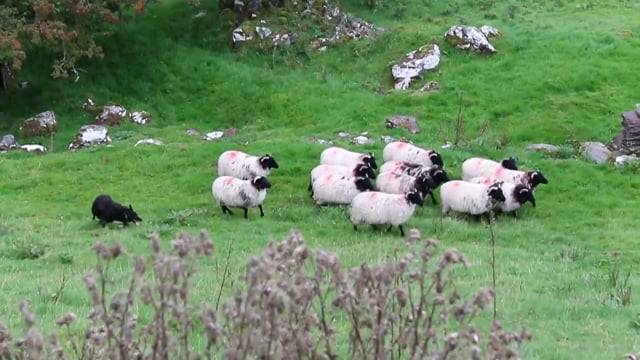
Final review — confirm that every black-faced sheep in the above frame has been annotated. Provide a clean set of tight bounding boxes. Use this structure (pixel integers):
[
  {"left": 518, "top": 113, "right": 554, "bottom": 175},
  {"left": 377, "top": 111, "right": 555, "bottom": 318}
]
[
  {"left": 212, "top": 175, "right": 272, "bottom": 219},
  {"left": 382, "top": 141, "right": 444, "bottom": 167},
  {"left": 310, "top": 174, "right": 374, "bottom": 206},
  {"left": 349, "top": 190, "right": 424, "bottom": 237},
  {"left": 439, "top": 180, "right": 506, "bottom": 222},
  {"left": 319, "top": 146, "right": 377, "bottom": 170},
  {"left": 461, "top": 156, "right": 519, "bottom": 181},
  {"left": 91, "top": 195, "right": 143, "bottom": 227},
  {"left": 375, "top": 171, "right": 434, "bottom": 202},
  {"left": 479, "top": 167, "right": 548, "bottom": 191},
  {"left": 468, "top": 176, "right": 536, "bottom": 217},
  {"left": 308, "top": 163, "right": 376, "bottom": 196},
  {"left": 217, "top": 150, "right": 279, "bottom": 180}
]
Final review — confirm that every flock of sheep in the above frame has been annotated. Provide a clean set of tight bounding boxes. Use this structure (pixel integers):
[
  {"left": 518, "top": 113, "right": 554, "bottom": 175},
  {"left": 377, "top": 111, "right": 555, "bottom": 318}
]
[{"left": 211, "top": 141, "right": 549, "bottom": 236}]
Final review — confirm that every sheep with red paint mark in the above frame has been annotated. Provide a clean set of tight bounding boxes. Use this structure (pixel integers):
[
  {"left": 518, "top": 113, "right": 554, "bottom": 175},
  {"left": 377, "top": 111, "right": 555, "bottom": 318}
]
[
  {"left": 308, "top": 163, "right": 376, "bottom": 196},
  {"left": 382, "top": 141, "right": 444, "bottom": 167},
  {"left": 467, "top": 176, "right": 536, "bottom": 216},
  {"left": 217, "top": 150, "right": 279, "bottom": 180},
  {"left": 461, "top": 156, "right": 519, "bottom": 181},
  {"left": 319, "top": 146, "right": 377, "bottom": 170},
  {"left": 375, "top": 171, "right": 433, "bottom": 201},
  {"left": 377, "top": 164, "right": 450, "bottom": 204},
  {"left": 478, "top": 166, "right": 548, "bottom": 191},
  {"left": 349, "top": 190, "right": 424, "bottom": 237},
  {"left": 310, "top": 173, "right": 374, "bottom": 206},
  {"left": 212, "top": 175, "right": 272, "bottom": 219},
  {"left": 439, "top": 180, "right": 506, "bottom": 221}
]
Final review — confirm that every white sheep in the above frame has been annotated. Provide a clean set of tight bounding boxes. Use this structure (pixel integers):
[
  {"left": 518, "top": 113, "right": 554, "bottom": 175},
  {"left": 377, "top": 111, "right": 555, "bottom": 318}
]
[
  {"left": 382, "top": 141, "right": 444, "bottom": 167},
  {"left": 308, "top": 163, "right": 376, "bottom": 196},
  {"left": 211, "top": 175, "right": 272, "bottom": 219},
  {"left": 319, "top": 146, "right": 378, "bottom": 170},
  {"left": 375, "top": 171, "right": 434, "bottom": 201},
  {"left": 379, "top": 160, "right": 430, "bottom": 177},
  {"left": 217, "top": 150, "right": 279, "bottom": 180},
  {"left": 468, "top": 176, "right": 536, "bottom": 216},
  {"left": 469, "top": 166, "right": 548, "bottom": 191},
  {"left": 349, "top": 190, "right": 424, "bottom": 237},
  {"left": 311, "top": 174, "right": 374, "bottom": 206},
  {"left": 461, "top": 156, "right": 518, "bottom": 181},
  {"left": 439, "top": 180, "right": 506, "bottom": 221}
]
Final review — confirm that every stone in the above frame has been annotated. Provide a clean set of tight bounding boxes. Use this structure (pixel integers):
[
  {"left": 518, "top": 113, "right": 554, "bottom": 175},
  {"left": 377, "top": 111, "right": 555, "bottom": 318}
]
[
  {"left": 391, "top": 44, "right": 440, "bottom": 90},
  {"left": 68, "top": 125, "right": 112, "bottom": 151},
  {"left": 527, "top": 143, "right": 561, "bottom": 153},
  {"left": 20, "top": 110, "right": 58, "bottom": 138},
  {"left": 204, "top": 131, "right": 225, "bottom": 141},
  {"left": 135, "top": 139, "right": 164, "bottom": 147},
  {"left": 0, "top": 134, "right": 18, "bottom": 152},
  {"left": 386, "top": 115, "right": 421, "bottom": 134},
  {"left": 444, "top": 25, "right": 501, "bottom": 54},
  {"left": 351, "top": 135, "right": 374, "bottom": 145},
  {"left": 186, "top": 128, "right": 201, "bottom": 136},
  {"left": 418, "top": 81, "right": 440, "bottom": 92},
  {"left": 336, "top": 132, "right": 351, "bottom": 139},
  {"left": 21, "top": 144, "right": 46, "bottom": 153},
  {"left": 130, "top": 111, "right": 152, "bottom": 125},
  {"left": 93, "top": 105, "right": 128, "bottom": 126},
  {"left": 581, "top": 141, "right": 612, "bottom": 164},
  {"left": 308, "top": 136, "right": 334, "bottom": 145},
  {"left": 615, "top": 155, "right": 639, "bottom": 167}
]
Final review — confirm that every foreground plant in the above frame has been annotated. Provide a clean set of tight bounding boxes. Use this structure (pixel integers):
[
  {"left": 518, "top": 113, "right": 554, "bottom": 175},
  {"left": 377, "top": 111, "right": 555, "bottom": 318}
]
[{"left": 0, "top": 229, "right": 531, "bottom": 359}]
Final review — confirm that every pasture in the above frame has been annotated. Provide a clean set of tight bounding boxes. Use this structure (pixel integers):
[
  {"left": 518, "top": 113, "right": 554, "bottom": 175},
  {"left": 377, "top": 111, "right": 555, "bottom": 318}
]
[{"left": 1, "top": 0, "right": 640, "bottom": 358}]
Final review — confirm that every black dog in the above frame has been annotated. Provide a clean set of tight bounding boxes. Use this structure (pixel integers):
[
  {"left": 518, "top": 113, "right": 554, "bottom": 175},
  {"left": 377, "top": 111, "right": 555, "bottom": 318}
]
[{"left": 91, "top": 195, "right": 143, "bottom": 227}]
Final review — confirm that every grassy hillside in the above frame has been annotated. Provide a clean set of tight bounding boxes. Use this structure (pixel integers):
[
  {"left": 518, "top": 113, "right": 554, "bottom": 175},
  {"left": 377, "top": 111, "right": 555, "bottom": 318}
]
[{"left": 1, "top": 0, "right": 640, "bottom": 358}]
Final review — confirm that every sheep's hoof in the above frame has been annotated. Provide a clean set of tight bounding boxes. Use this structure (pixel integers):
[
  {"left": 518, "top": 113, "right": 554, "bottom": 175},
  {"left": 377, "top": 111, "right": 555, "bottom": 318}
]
[{"left": 353, "top": 225, "right": 358, "bottom": 231}]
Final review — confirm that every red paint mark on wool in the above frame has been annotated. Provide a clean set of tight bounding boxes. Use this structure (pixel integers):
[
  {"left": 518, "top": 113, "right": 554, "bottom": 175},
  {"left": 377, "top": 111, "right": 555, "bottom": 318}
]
[
  {"left": 395, "top": 142, "right": 407, "bottom": 150},
  {"left": 224, "top": 177, "right": 235, "bottom": 185},
  {"left": 368, "top": 192, "right": 378, "bottom": 200},
  {"left": 228, "top": 151, "right": 238, "bottom": 160},
  {"left": 324, "top": 174, "right": 333, "bottom": 183},
  {"left": 475, "top": 158, "right": 484, "bottom": 169},
  {"left": 494, "top": 167, "right": 504, "bottom": 177},
  {"left": 451, "top": 181, "right": 462, "bottom": 188}
]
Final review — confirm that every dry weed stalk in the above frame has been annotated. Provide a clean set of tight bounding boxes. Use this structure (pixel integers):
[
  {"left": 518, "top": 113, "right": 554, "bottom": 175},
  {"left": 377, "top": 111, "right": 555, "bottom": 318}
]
[{"left": 0, "top": 229, "right": 531, "bottom": 359}]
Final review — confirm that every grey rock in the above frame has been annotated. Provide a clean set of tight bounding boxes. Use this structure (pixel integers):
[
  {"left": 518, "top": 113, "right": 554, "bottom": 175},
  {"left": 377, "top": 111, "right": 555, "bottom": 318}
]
[
  {"left": 21, "top": 144, "right": 46, "bottom": 153},
  {"left": 186, "top": 128, "right": 201, "bottom": 136},
  {"left": 527, "top": 143, "right": 560, "bottom": 153},
  {"left": 615, "top": 155, "right": 640, "bottom": 167},
  {"left": 20, "top": 110, "right": 58, "bottom": 138},
  {"left": 386, "top": 115, "right": 420, "bottom": 134},
  {"left": 0, "top": 134, "right": 18, "bottom": 151},
  {"left": 391, "top": 44, "right": 440, "bottom": 90},
  {"left": 130, "top": 111, "right": 152, "bottom": 125},
  {"left": 581, "top": 141, "right": 612, "bottom": 164},
  {"left": 444, "top": 25, "right": 501, "bottom": 54},
  {"left": 68, "top": 125, "right": 112, "bottom": 151},
  {"left": 135, "top": 138, "right": 164, "bottom": 147}
]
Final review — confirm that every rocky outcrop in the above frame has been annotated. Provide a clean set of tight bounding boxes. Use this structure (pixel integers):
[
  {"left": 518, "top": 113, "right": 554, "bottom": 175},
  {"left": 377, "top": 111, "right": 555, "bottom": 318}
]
[
  {"left": 444, "top": 25, "right": 501, "bottom": 54},
  {"left": 68, "top": 125, "right": 112, "bottom": 151},
  {"left": 391, "top": 44, "right": 440, "bottom": 90},
  {"left": 19, "top": 111, "right": 58, "bottom": 138}
]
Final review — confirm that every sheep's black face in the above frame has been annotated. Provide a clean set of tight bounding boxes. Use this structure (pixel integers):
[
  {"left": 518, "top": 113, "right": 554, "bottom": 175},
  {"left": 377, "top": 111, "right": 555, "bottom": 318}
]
[
  {"left": 252, "top": 176, "right": 272, "bottom": 190},
  {"left": 530, "top": 170, "right": 548, "bottom": 188},
  {"left": 405, "top": 191, "right": 424, "bottom": 207},
  {"left": 363, "top": 153, "right": 378, "bottom": 170},
  {"left": 354, "top": 163, "right": 376, "bottom": 179},
  {"left": 354, "top": 177, "right": 374, "bottom": 192},
  {"left": 125, "top": 205, "right": 143, "bottom": 225},
  {"left": 429, "top": 166, "right": 450, "bottom": 187},
  {"left": 487, "top": 184, "right": 506, "bottom": 202},
  {"left": 429, "top": 152, "right": 444, "bottom": 167},
  {"left": 260, "top": 154, "right": 279, "bottom": 170},
  {"left": 501, "top": 157, "right": 518, "bottom": 170},
  {"left": 514, "top": 185, "right": 536, "bottom": 207},
  {"left": 415, "top": 175, "right": 435, "bottom": 196}
]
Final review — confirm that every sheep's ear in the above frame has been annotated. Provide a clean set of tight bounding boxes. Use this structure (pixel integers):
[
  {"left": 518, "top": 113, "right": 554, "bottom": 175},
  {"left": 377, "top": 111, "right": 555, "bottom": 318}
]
[
  {"left": 129, "top": 204, "right": 133, "bottom": 210},
  {"left": 368, "top": 152, "right": 375, "bottom": 158}
]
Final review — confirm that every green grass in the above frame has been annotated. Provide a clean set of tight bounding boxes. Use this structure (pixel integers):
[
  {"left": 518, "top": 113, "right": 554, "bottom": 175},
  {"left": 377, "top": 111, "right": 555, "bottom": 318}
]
[{"left": 2, "top": 0, "right": 640, "bottom": 358}]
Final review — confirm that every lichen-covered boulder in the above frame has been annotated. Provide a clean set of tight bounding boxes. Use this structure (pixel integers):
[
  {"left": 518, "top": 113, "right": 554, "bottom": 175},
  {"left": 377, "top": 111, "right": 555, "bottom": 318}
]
[
  {"left": 444, "top": 25, "right": 501, "bottom": 54},
  {"left": 130, "top": 111, "right": 152, "bottom": 125},
  {"left": 0, "top": 134, "right": 18, "bottom": 152},
  {"left": 68, "top": 125, "right": 112, "bottom": 151},
  {"left": 93, "top": 105, "right": 128, "bottom": 126},
  {"left": 391, "top": 44, "right": 440, "bottom": 90},
  {"left": 386, "top": 115, "right": 421, "bottom": 134},
  {"left": 20, "top": 111, "right": 58, "bottom": 138}
]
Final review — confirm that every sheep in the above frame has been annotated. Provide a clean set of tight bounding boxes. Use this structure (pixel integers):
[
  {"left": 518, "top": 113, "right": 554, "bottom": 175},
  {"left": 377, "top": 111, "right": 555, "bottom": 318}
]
[
  {"left": 375, "top": 171, "right": 434, "bottom": 202},
  {"left": 310, "top": 174, "right": 374, "bottom": 206},
  {"left": 478, "top": 167, "right": 548, "bottom": 191},
  {"left": 468, "top": 176, "right": 536, "bottom": 217},
  {"left": 319, "top": 146, "right": 378, "bottom": 170},
  {"left": 461, "top": 156, "right": 519, "bottom": 181},
  {"left": 212, "top": 175, "right": 272, "bottom": 219},
  {"left": 91, "top": 195, "right": 143, "bottom": 227},
  {"left": 382, "top": 141, "right": 444, "bottom": 167},
  {"left": 379, "top": 160, "right": 429, "bottom": 177},
  {"left": 377, "top": 165, "right": 450, "bottom": 204},
  {"left": 349, "top": 190, "right": 424, "bottom": 237},
  {"left": 308, "top": 163, "right": 376, "bottom": 196},
  {"left": 439, "top": 180, "right": 506, "bottom": 222},
  {"left": 217, "top": 150, "right": 279, "bottom": 180}
]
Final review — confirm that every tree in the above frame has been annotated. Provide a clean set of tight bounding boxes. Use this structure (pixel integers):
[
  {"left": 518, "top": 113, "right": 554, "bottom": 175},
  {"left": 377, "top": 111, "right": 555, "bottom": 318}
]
[{"left": 0, "top": 0, "right": 198, "bottom": 86}]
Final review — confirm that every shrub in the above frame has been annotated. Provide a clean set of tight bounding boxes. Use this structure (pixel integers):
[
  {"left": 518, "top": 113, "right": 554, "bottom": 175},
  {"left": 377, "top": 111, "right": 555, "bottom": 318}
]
[{"left": 0, "top": 229, "right": 531, "bottom": 359}]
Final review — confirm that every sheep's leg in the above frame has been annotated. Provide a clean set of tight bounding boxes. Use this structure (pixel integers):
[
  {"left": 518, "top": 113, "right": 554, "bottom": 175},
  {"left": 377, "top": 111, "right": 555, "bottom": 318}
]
[
  {"left": 99, "top": 219, "right": 107, "bottom": 227},
  {"left": 242, "top": 208, "right": 249, "bottom": 219},
  {"left": 221, "top": 205, "right": 233, "bottom": 215},
  {"left": 398, "top": 225, "right": 405, "bottom": 237},
  {"left": 371, "top": 224, "right": 379, "bottom": 230},
  {"left": 258, "top": 205, "right": 265, "bottom": 217},
  {"left": 353, "top": 225, "right": 358, "bottom": 232},
  {"left": 510, "top": 211, "right": 518, "bottom": 219},
  {"left": 386, "top": 225, "right": 393, "bottom": 232}
]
